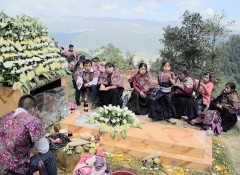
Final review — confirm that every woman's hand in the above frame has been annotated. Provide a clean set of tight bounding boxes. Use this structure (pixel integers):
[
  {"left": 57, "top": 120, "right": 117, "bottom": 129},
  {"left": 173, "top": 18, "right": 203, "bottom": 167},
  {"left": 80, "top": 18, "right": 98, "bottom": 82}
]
[
  {"left": 216, "top": 103, "right": 223, "bottom": 109},
  {"left": 140, "top": 91, "right": 146, "bottom": 98},
  {"left": 100, "top": 84, "right": 105, "bottom": 90}
]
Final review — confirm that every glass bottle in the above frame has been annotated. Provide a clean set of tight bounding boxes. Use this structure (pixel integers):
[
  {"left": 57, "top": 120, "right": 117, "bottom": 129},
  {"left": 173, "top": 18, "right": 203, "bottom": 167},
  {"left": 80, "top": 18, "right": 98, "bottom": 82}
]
[
  {"left": 84, "top": 102, "right": 89, "bottom": 112},
  {"left": 68, "top": 129, "right": 73, "bottom": 139}
]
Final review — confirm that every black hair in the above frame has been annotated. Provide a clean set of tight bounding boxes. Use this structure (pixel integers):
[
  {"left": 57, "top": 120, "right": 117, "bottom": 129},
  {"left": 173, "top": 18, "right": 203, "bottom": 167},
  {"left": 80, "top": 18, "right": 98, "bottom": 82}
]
[
  {"left": 18, "top": 94, "right": 37, "bottom": 110},
  {"left": 225, "top": 82, "right": 236, "bottom": 90},
  {"left": 92, "top": 57, "right": 100, "bottom": 62},
  {"left": 203, "top": 72, "right": 212, "bottom": 81},
  {"left": 178, "top": 67, "right": 189, "bottom": 76},
  {"left": 161, "top": 60, "right": 172, "bottom": 69},
  {"left": 74, "top": 60, "right": 84, "bottom": 72},
  {"left": 69, "top": 44, "right": 74, "bottom": 48},
  {"left": 83, "top": 59, "right": 92, "bottom": 66},
  {"left": 105, "top": 62, "right": 115, "bottom": 68},
  {"left": 78, "top": 55, "right": 86, "bottom": 62},
  {"left": 138, "top": 62, "right": 147, "bottom": 69}
]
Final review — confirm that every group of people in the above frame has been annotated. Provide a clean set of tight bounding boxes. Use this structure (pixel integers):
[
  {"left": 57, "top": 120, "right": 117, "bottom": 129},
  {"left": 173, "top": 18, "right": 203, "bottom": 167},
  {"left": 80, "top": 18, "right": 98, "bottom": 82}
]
[
  {"left": 66, "top": 48, "right": 239, "bottom": 133},
  {"left": 127, "top": 60, "right": 239, "bottom": 132}
]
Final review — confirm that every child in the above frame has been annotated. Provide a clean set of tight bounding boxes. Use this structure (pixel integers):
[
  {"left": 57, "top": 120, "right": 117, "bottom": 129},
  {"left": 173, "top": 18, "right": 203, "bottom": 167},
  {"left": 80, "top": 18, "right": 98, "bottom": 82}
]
[
  {"left": 198, "top": 72, "right": 214, "bottom": 110},
  {"left": 127, "top": 63, "right": 155, "bottom": 115},
  {"left": 73, "top": 61, "right": 84, "bottom": 106},
  {"left": 148, "top": 60, "right": 176, "bottom": 123},
  {"left": 209, "top": 82, "right": 239, "bottom": 132}
]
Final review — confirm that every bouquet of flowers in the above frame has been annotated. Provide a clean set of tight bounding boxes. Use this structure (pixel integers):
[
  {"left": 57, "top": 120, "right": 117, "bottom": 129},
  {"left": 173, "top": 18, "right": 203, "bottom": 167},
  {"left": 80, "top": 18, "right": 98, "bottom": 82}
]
[
  {"left": 0, "top": 13, "right": 67, "bottom": 93},
  {"left": 88, "top": 105, "right": 141, "bottom": 139}
]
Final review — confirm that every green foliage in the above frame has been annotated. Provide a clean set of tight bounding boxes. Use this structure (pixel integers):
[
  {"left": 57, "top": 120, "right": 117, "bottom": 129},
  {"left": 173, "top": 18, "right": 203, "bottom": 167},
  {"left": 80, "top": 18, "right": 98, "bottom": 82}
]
[
  {"left": 89, "top": 43, "right": 135, "bottom": 71},
  {"left": 158, "top": 10, "right": 235, "bottom": 95}
]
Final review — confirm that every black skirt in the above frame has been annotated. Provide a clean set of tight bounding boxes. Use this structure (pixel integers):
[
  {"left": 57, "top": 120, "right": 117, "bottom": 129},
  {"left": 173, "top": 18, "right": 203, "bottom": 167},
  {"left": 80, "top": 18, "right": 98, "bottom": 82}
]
[
  {"left": 209, "top": 102, "right": 238, "bottom": 132},
  {"left": 127, "top": 90, "right": 152, "bottom": 115},
  {"left": 98, "top": 87, "right": 124, "bottom": 107},
  {"left": 172, "top": 94, "right": 198, "bottom": 120},
  {"left": 148, "top": 91, "right": 176, "bottom": 120}
]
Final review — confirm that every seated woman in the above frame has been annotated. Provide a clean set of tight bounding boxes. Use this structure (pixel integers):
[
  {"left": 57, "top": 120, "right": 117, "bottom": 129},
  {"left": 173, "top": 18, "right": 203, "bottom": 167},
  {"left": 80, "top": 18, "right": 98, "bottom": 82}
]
[
  {"left": 98, "top": 62, "right": 124, "bottom": 107},
  {"left": 127, "top": 63, "right": 155, "bottom": 115},
  {"left": 170, "top": 67, "right": 198, "bottom": 120},
  {"left": 209, "top": 82, "right": 239, "bottom": 132},
  {"left": 148, "top": 60, "right": 176, "bottom": 122}
]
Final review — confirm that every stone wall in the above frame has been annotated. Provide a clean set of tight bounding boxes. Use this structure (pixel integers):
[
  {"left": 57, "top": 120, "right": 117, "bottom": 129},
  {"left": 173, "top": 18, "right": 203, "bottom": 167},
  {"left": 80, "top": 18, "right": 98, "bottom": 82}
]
[{"left": 34, "top": 86, "right": 68, "bottom": 128}]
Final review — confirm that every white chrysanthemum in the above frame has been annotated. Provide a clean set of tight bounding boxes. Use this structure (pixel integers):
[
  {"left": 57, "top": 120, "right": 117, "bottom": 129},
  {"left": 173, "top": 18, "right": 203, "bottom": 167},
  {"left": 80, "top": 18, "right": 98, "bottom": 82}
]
[
  {"left": 12, "top": 81, "right": 22, "bottom": 91},
  {"left": 20, "top": 74, "right": 27, "bottom": 83},
  {"left": 111, "top": 119, "right": 116, "bottom": 123},
  {"left": 27, "top": 71, "right": 35, "bottom": 81}
]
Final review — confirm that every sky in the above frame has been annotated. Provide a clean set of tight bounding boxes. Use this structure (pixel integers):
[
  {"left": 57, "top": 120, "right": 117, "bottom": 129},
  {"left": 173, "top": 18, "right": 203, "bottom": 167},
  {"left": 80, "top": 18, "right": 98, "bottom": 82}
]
[{"left": 1, "top": 0, "right": 240, "bottom": 25}]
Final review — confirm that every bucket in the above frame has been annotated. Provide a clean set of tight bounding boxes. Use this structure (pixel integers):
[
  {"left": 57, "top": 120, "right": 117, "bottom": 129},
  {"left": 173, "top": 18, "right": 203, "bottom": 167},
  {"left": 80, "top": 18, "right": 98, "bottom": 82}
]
[{"left": 109, "top": 171, "right": 135, "bottom": 175}]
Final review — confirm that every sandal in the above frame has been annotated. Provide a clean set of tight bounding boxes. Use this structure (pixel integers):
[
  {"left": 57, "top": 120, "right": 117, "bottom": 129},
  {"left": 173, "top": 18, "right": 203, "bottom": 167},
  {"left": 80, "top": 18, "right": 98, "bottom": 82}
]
[{"left": 164, "top": 119, "right": 176, "bottom": 125}]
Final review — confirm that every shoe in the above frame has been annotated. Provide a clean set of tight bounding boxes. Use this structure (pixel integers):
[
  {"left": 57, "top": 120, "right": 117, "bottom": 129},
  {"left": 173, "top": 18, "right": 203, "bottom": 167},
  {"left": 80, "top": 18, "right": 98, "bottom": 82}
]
[
  {"left": 91, "top": 103, "right": 98, "bottom": 110},
  {"left": 164, "top": 119, "right": 176, "bottom": 125},
  {"left": 76, "top": 101, "right": 81, "bottom": 106}
]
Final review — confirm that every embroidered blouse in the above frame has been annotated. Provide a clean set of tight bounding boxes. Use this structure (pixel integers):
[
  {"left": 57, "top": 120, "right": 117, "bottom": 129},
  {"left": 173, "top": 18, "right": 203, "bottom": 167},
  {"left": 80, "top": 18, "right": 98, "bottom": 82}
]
[
  {"left": 0, "top": 110, "right": 45, "bottom": 174},
  {"left": 98, "top": 69, "right": 123, "bottom": 88},
  {"left": 174, "top": 75, "right": 195, "bottom": 96},
  {"left": 158, "top": 71, "right": 175, "bottom": 93},
  {"left": 132, "top": 72, "right": 155, "bottom": 94}
]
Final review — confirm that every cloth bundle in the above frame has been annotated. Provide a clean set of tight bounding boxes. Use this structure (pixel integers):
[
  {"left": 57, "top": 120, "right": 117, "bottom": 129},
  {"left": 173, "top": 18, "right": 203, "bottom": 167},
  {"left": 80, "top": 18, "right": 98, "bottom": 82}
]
[{"left": 73, "top": 147, "right": 108, "bottom": 175}]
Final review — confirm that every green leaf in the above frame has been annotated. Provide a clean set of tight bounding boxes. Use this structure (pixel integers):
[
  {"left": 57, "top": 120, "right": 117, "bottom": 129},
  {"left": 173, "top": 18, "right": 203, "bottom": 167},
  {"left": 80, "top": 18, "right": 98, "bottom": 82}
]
[
  {"left": 21, "top": 85, "right": 28, "bottom": 94},
  {"left": 34, "top": 76, "right": 40, "bottom": 85},
  {"left": 41, "top": 72, "right": 51, "bottom": 80},
  {"left": 120, "top": 130, "right": 126, "bottom": 139},
  {"left": 55, "top": 70, "right": 62, "bottom": 76},
  {"left": 110, "top": 131, "right": 116, "bottom": 140},
  {"left": 60, "top": 69, "right": 66, "bottom": 75},
  {"left": 22, "top": 82, "right": 30, "bottom": 92}
]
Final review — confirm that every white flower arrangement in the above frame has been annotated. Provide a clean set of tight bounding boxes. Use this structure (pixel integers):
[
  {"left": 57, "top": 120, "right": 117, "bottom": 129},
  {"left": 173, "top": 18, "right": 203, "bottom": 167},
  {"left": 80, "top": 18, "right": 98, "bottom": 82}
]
[
  {"left": 88, "top": 105, "right": 141, "bottom": 139},
  {"left": 0, "top": 14, "right": 67, "bottom": 92}
]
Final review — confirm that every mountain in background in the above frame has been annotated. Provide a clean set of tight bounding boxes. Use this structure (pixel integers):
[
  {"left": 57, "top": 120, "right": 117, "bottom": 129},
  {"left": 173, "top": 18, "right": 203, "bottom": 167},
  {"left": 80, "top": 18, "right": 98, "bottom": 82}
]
[{"left": 46, "top": 16, "right": 181, "bottom": 61}]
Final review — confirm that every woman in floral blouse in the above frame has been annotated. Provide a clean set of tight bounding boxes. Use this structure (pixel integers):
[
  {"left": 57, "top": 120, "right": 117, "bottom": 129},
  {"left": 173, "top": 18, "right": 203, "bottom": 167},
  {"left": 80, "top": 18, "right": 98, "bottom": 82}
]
[
  {"left": 170, "top": 67, "right": 198, "bottom": 120},
  {"left": 209, "top": 82, "right": 239, "bottom": 132},
  {"left": 98, "top": 62, "right": 124, "bottom": 107},
  {"left": 127, "top": 63, "right": 155, "bottom": 115}
]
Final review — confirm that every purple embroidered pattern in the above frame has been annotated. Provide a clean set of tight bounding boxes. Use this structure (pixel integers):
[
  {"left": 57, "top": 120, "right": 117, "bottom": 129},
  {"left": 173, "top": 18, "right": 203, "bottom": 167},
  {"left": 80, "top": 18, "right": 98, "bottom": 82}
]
[
  {"left": 0, "top": 112, "right": 45, "bottom": 174},
  {"left": 98, "top": 69, "right": 123, "bottom": 87},
  {"left": 136, "top": 73, "right": 155, "bottom": 93}
]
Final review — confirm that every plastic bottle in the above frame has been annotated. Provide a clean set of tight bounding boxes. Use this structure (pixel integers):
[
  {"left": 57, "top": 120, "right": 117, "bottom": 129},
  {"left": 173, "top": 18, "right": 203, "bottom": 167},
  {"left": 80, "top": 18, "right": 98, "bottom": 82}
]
[
  {"left": 206, "top": 127, "right": 214, "bottom": 136},
  {"left": 63, "top": 104, "right": 68, "bottom": 116},
  {"left": 84, "top": 102, "right": 89, "bottom": 112}
]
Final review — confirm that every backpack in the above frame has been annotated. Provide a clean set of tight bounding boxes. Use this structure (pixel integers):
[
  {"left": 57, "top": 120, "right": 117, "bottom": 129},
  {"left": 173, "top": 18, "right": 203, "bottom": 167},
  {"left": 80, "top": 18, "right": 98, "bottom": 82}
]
[{"left": 202, "top": 110, "right": 222, "bottom": 136}]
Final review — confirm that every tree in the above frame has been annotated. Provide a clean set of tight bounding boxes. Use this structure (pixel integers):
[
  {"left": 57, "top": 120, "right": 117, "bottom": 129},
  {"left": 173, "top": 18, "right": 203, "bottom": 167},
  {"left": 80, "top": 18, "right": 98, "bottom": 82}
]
[
  {"left": 89, "top": 43, "right": 134, "bottom": 71},
  {"left": 220, "top": 34, "right": 240, "bottom": 80},
  {"left": 124, "top": 50, "right": 134, "bottom": 67},
  {"left": 160, "top": 11, "right": 208, "bottom": 74},
  {"left": 160, "top": 10, "right": 233, "bottom": 81}
]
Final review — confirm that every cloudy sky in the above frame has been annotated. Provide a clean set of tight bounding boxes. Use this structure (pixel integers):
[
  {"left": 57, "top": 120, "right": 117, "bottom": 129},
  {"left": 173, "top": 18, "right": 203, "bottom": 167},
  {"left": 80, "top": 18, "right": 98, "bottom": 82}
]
[{"left": 1, "top": 0, "right": 240, "bottom": 22}]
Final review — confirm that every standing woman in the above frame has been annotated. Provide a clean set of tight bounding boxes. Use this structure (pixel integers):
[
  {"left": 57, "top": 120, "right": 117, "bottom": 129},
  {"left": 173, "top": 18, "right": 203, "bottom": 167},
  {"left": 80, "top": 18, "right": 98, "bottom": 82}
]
[
  {"left": 170, "top": 67, "right": 198, "bottom": 120},
  {"left": 209, "top": 82, "right": 239, "bottom": 132},
  {"left": 127, "top": 63, "right": 155, "bottom": 115},
  {"left": 98, "top": 62, "right": 124, "bottom": 106}
]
